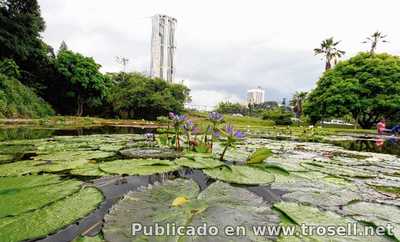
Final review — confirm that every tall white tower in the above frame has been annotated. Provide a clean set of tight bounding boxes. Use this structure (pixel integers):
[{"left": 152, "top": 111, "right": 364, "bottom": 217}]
[{"left": 150, "top": 14, "right": 177, "bottom": 82}]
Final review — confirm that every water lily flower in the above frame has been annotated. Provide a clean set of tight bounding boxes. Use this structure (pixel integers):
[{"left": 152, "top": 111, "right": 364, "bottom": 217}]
[{"left": 208, "top": 112, "right": 224, "bottom": 122}]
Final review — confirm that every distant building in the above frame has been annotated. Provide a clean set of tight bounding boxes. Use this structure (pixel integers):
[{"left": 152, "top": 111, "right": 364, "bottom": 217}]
[
  {"left": 150, "top": 14, "right": 177, "bottom": 82},
  {"left": 247, "top": 87, "right": 265, "bottom": 105}
]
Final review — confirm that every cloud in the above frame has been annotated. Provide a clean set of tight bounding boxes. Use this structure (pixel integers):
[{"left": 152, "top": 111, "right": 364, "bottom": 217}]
[{"left": 38, "top": 0, "right": 400, "bottom": 107}]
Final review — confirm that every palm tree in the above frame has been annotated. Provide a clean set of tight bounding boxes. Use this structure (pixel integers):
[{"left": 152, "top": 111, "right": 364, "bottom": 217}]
[
  {"left": 314, "top": 37, "right": 346, "bottom": 71},
  {"left": 362, "top": 31, "right": 388, "bottom": 55},
  {"left": 290, "top": 91, "right": 308, "bottom": 118}
]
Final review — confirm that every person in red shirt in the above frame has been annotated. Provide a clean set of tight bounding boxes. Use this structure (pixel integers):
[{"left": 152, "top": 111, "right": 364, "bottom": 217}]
[{"left": 377, "top": 119, "right": 386, "bottom": 135}]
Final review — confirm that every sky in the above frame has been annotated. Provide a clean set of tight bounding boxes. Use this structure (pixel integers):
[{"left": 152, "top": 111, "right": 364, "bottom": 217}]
[{"left": 38, "top": 0, "right": 400, "bottom": 108}]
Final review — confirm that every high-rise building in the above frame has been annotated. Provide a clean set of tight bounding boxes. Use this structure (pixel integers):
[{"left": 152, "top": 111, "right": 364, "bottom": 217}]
[
  {"left": 150, "top": 14, "right": 177, "bottom": 82},
  {"left": 247, "top": 87, "right": 265, "bottom": 105}
]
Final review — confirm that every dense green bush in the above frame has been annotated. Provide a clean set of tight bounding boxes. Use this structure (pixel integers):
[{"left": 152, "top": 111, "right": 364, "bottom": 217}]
[
  {"left": 108, "top": 73, "right": 190, "bottom": 120},
  {"left": 0, "top": 74, "right": 54, "bottom": 118},
  {"left": 262, "top": 107, "right": 293, "bottom": 125}
]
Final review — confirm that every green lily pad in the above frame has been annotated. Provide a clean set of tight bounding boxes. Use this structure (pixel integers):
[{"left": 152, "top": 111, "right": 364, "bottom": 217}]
[
  {"left": 0, "top": 179, "right": 82, "bottom": 218},
  {"left": 70, "top": 164, "right": 110, "bottom": 177},
  {"left": 0, "top": 175, "right": 62, "bottom": 192},
  {"left": 343, "top": 201, "right": 400, "bottom": 240},
  {"left": 246, "top": 148, "right": 273, "bottom": 164},
  {"left": 103, "top": 179, "right": 279, "bottom": 242},
  {"left": 175, "top": 157, "right": 224, "bottom": 169},
  {"left": 119, "top": 147, "right": 180, "bottom": 159},
  {"left": 274, "top": 202, "right": 392, "bottom": 242},
  {"left": 301, "top": 161, "right": 376, "bottom": 178},
  {"left": 0, "top": 187, "right": 103, "bottom": 242},
  {"left": 204, "top": 165, "right": 275, "bottom": 185},
  {"left": 100, "top": 159, "right": 181, "bottom": 176},
  {"left": 73, "top": 235, "right": 105, "bottom": 242}
]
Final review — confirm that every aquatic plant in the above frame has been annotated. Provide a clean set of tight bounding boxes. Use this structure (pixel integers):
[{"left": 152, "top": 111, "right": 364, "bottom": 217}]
[
  {"left": 207, "top": 111, "right": 224, "bottom": 148},
  {"left": 219, "top": 123, "right": 245, "bottom": 161},
  {"left": 169, "top": 112, "right": 187, "bottom": 151}
]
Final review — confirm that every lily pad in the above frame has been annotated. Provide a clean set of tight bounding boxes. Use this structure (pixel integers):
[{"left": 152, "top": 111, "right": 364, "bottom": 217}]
[
  {"left": 343, "top": 201, "right": 400, "bottom": 240},
  {"left": 274, "top": 202, "right": 392, "bottom": 241},
  {"left": 175, "top": 157, "right": 224, "bottom": 169},
  {"left": 204, "top": 165, "right": 275, "bottom": 185},
  {"left": 300, "top": 161, "right": 376, "bottom": 178},
  {"left": 100, "top": 159, "right": 181, "bottom": 176},
  {"left": 103, "top": 179, "right": 279, "bottom": 242},
  {"left": 0, "top": 179, "right": 82, "bottom": 218},
  {"left": 119, "top": 147, "right": 180, "bottom": 159},
  {"left": 0, "top": 175, "right": 62, "bottom": 192},
  {"left": 70, "top": 164, "right": 110, "bottom": 177},
  {"left": 0, "top": 187, "right": 103, "bottom": 242},
  {"left": 246, "top": 148, "right": 273, "bottom": 164}
]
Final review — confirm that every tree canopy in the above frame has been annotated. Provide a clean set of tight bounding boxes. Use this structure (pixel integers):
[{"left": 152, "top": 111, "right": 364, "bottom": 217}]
[
  {"left": 54, "top": 50, "right": 110, "bottom": 116},
  {"left": 108, "top": 73, "right": 190, "bottom": 120},
  {"left": 304, "top": 52, "right": 400, "bottom": 128}
]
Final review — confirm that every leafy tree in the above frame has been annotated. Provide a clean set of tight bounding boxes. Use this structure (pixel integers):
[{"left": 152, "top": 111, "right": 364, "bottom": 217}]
[
  {"left": 304, "top": 52, "right": 400, "bottom": 128},
  {"left": 314, "top": 37, "right": 346, "bottom": 71},
  {"left": 290, "top": 91, "right": 308, "bottom": 118},
  {"left": 108, "top": 73, "right": 190, "bottom": 120},
  {"left": 54, "top": 50, "right": 110, "bottom": 116},
  {"left": 262, "top": 107, "right": 293, "bottom": 125},
  {"left": 0, "top": 0, "right": 54, "bottom": 91},
  {"left": 362, "top": 31, "right": 388, "bottom": 55},
  {"left": 0, "top": 59, "right": 20, "bottom": 79},
  {"left": 216, "top": 102, "right": 247, "bottom": 115}
]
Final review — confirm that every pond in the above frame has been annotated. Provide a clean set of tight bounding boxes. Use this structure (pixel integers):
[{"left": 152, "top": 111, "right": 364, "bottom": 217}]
[{"left": 1, "top": 126, "right": 400, "bottom": 242}]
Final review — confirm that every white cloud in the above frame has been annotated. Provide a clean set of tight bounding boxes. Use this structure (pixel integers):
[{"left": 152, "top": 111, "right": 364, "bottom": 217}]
[{"left": 39, "top": 0, "right": 400, "bottom": 106}]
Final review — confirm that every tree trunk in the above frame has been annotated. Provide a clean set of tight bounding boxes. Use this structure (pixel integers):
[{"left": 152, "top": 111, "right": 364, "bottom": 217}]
[{"left": 76, "top": 95, "right": 84, "bottom": 116}]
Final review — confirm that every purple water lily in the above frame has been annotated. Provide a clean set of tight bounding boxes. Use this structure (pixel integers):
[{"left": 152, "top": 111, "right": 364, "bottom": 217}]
[{"left": 208, "top": 112, "right": 224, "bottom": 122}]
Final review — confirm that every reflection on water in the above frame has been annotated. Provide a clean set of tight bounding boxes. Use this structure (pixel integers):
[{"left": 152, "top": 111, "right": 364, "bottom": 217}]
[
  {"left": 333, "top": 138, "right": 400, "bottom": 156},
  {"left": 0, "top": 126, "right": 157, "bottom": 142}
]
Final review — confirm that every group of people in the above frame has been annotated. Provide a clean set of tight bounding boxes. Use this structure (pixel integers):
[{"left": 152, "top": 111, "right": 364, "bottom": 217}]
[{"left": 377, "top": 119, "right": 400, "bottom": 135}]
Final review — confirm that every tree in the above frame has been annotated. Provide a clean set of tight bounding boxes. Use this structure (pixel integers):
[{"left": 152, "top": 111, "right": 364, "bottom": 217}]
[
  {"left": 262, "top": 107, "right": 293, "bottom": 125},
  {"left": 55, "top": 50, "right": 110, "bottom": 116},
  {"left": 0, "top": 0, "right": 53, "bottom": 91},
  {"left": 58, "top": 41, "right": 68, "bottom": 53},
  {"left": 108, "top": 73, "right": 190, "bottom": 120},
  {"left": 216, "top": 102, "right": 247, "bottom": 115},
  {"left": 314, "top": 37, "right": 346, "bottom": 71},
  {"left": 304, "top": 52, "right": 400, "bottom": 129},
  {"left": 362, "top": 31, "right": 388, "bottom": 55},
  {"left": 290, "top": 91, "right": 308, "bottom": 118}
]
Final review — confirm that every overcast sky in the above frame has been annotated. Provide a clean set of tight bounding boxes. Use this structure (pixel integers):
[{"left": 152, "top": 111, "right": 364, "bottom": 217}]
[{"left": 39, "top": 0, "right": 400, "bottom": 107}]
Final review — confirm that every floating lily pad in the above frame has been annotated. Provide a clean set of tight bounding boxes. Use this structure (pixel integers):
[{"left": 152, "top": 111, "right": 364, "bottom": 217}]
[
  {"left": 0, "top": 175, "right": 62, "bottom": 192},
  {"left": 0, "top": 187, "right": 103, "bottom": 242},
  {"left": 246, "top": 148, "right": 273, "bottom": 164},
  {"left": 343, "top": 201, "right": 400, "bottom": 240},
  {"left": 175, "top": 157, "right": 224, "bottom": 169},
  {"left": 103, "top": 179, "right": 279, "bottom": 242},
  {"left": 70, "top": 164, "right": 110, "bottom": 177},
  {"left": 119, "top": 147, "right": 180, "bottom": 159},
  {"left": 100, "top": 159, "right": 181, "bottom": 176},
  {"left": 204, "top": 165, "right": 275, "bottom": 185},
  {"left": 274, "top": 202, "right": 391, "bottom": 241},
  {"left": 0, "top": 179, "right": 82, "bottom": 218},
  {"left": 301, "top": 161, "right": 376, "bottom": 178},
  {"left": 73, "top": 235, "right": 105, "bottom": 242}
]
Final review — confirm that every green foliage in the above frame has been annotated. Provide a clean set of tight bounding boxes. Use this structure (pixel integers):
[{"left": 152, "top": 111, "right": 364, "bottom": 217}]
[
  {"left": 55, "top": 50, "right": 110, "bottom": 116},
  {"left": 0, "top": 74, "right": 54, "bottom": 118},
  {"left": 0, "top": 59, "right": 20, "bottom": 79},
  {"left": 262, "top": 107, "right": 294, "bottom": 125},
  {"left": 246, "top": 147, "right": 273, "bottom": 164},
  {"left": 216, "top": 101, "right": 247, "bottom": 114},
  {"left": 108, "top": 73, "right": 190, "bottom": 120},
  {"left": 304, "top": 52, "right": 400, "bottom": 128}
]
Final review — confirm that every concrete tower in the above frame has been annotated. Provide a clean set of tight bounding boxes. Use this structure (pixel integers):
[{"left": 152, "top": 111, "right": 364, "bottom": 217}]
[{"left": 150, "top": 14, "right": 177, "bottom": 82}]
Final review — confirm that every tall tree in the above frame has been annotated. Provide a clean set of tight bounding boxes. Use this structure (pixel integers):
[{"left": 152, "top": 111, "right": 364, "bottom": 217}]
[
  {"left": 0, "top": 0, "right": 54, "bottom": 91},
  {"left": 55, "top": 50, "right": 110, "bottom": 116},
  {"left": 314, "top": 37, "right": 346, "bottom": 71},
  {"left": 362, "top": 31, "right": 388, "bottom": 55},
  {"left": 290, "top": 91, "right": 308, "bottom": 118},
  {"left": 58, "top": 41, "right": 68, "bottom": 53}
]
